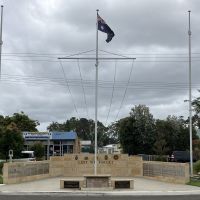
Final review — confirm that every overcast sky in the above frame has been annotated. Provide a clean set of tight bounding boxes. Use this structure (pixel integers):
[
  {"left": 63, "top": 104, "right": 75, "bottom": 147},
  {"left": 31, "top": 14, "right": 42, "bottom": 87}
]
[{"left": 0, "top": 0, "right": 200, "bottom": 131}]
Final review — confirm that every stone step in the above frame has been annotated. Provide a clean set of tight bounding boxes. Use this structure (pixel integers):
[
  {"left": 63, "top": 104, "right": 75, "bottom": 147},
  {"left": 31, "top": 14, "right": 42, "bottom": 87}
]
[{"left": 81, "top": 187, "right": 113, "bottom": 191}]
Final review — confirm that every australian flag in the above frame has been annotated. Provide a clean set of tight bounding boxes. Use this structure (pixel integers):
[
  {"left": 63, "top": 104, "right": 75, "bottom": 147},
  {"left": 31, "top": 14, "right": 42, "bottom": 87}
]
[{"left": 97, "top": 14, "right": 115, "bottom": 43}]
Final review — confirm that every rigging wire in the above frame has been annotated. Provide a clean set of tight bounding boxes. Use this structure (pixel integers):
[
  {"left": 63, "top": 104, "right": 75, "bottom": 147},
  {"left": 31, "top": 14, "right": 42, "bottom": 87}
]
[
  {"left": 99, "top": 49, "right": 131, "bottom": 58},
  {"left": 114, "top": 59, "right": 135, "bottom": 122},
  {"left": 105, "top": 60, "right": 117, "bottom": 126},
  {"left": 60, "top": 49, "right": 95, "bottom": 58},
  {"left": 1, "top": 49, "right": 200, "bottom": 124},
  {"left": 77, "top": 59, "right": 89, "bottom": 119},
  {"left": 59, "top": 61, "right": 79, "bottom": 118}
]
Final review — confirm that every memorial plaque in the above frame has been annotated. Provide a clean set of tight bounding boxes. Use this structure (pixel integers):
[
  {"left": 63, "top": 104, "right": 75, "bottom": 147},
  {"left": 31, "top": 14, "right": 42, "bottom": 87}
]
[
  {"left": 86, "top": 177, "right": 109, "bottom": 188},
  {"left": 115, "top": 181, "right": 130, "bottom": 189},
  {"left": 64, "top": 181, "right": 80, "bottom": 188}
]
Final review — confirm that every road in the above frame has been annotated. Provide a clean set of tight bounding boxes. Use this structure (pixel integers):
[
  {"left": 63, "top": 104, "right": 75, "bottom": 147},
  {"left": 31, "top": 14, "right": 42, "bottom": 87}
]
[{"left": 0, "top": 195, "right": 200, "bottom": 200}]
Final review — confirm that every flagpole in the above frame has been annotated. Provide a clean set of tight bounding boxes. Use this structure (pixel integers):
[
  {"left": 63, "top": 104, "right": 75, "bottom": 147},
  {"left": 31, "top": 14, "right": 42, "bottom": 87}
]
[
  {"left": 94, "top": 9, "right": 99, "bottom": 176},
  {"left": 188, "top": 10, "right": 193, "bottom": 177},
  {"left": 0, "top": 5, "right": 3, "bottom": 79}
]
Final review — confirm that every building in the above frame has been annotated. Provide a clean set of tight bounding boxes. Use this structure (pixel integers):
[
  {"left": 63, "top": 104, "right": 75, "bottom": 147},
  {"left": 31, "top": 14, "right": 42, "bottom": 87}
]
[
  {"left": 22, "top": 131, "right": 80, "bottom": 157},
  {"left": 98, "top": 144, "right": 121, "bottom": 154},
  {"left": 80, "top": 140, "right": 92, "bottom": 153}
]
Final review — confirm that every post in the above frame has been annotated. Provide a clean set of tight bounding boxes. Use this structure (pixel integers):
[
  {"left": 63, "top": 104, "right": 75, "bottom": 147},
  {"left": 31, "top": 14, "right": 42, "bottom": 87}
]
[
  {"left": 94, "top": 9, "right": 99, "bottom": 175},
  {"left": 60, "top": 141, "right": 62, "bottom": 156},
  {"left": 188, "top": 10, "right": 193, "bottom": 177},
  {"left": 47, "top": 135, "right": 50, "bottom": 160},
  {"left": 0, "top": 5, "right": 3, "bottom": 78}
]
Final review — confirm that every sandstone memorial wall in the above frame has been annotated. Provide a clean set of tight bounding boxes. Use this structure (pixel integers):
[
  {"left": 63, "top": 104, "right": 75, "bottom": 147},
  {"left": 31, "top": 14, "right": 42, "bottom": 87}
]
[{"left": 3, "top": 154, "right": 189, "bottom": 184}]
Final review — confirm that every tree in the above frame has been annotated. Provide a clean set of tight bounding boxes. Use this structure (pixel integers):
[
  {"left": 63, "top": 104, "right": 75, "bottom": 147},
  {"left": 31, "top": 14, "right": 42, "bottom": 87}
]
[
  {"left": 106, "top": 122, "right": 120, "bottom": 144},
  {"left": 153, "top": 120, "right": 169, "bottom": 156},
  {"left": 0, "top": 112, "right": 39, "bottom": 160},
  {"left": 119, "top": 105, "right": 156, "bottom": 155},
  {"left": 46, "top": 121, "right": 62, "bottom": 131},
  {"left": 0, "top": 122, "right": 24, "bottom": 160},
  {"left": 31, "top": 142, "right": 45, "bottom": 160},
  {"left": 192, "top": 94, "right": 200, "bottom": 128},
  {"left": 119, "top": 117, "right": 138, "bottom": 155},
  {"left": 153, "top": 116, "right": 198, "bottom": 155},
  {"left": 2, "top": 112, "right": 39, "bottom": 132}
]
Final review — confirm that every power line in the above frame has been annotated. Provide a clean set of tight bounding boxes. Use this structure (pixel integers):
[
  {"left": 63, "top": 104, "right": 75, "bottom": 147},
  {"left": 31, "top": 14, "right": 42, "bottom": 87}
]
[
  {"left": 1, "top": 73, "right": 200, "bottom": 89},
  {"left": 2, "top": 79, "right": 200, "bottom": 91},
  {"left": 2, "top": 58, "right": 200, "bottom": 63},
  {"left": 3, "top": 51, "right": 200, "bottom": 55}
]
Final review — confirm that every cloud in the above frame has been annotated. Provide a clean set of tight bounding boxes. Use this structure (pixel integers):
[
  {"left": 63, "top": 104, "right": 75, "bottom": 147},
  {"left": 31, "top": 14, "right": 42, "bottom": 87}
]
[{"left": 0, "top": 0, "right": 200, "bottom": 130}]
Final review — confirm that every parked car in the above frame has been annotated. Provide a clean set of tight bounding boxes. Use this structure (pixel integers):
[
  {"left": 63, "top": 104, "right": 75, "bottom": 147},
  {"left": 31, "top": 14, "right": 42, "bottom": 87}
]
[{"left": 169, "top": 151, "right": 196, "bottom": 162}]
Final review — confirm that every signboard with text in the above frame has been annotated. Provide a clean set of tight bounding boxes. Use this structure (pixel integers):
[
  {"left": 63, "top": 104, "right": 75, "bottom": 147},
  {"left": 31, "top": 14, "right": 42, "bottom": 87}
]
[{"left": 23, "top": 132, "right": 51, "bottom": 140}]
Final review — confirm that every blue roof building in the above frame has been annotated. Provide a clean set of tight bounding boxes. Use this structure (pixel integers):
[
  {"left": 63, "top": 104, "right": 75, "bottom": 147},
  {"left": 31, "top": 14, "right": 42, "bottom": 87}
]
[
  {"left": 23, "top": 131, "right": 80, "bottom": 158},
  {"left": 50, "top": 131, "right": 77, "bottom": 140}
]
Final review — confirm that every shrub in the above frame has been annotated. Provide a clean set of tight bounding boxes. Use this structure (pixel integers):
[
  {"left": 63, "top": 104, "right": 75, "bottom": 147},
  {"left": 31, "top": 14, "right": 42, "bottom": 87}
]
[
  {"left": 31, "top": 142, "right": 44, "bottom": 160},
  {"left": 194, "top": 160, "right": 200, "bottom": 174},
  {"left": 0, "top": 175, "right": 3, "bottom": 184},
  {"left": 155, "top": 155, "right": 168, "bottom": 162},
  {"left": 0, "top": 162, "right": 4, "bottom": 174}
]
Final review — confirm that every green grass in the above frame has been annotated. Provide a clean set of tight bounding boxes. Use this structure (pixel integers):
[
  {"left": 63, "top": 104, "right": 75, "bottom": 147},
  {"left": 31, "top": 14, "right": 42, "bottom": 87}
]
[
  {"left": 187, "top": 180, "right": 200, "bottom": 187},
  {"left": 0, "top": 175, "right": 3, "bottom": 184}
]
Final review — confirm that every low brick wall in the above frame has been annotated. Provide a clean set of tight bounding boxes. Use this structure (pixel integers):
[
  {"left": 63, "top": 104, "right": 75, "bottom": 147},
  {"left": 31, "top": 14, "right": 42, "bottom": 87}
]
[{"left": 143, "top": 161, "right": 190, "bottom": 184}]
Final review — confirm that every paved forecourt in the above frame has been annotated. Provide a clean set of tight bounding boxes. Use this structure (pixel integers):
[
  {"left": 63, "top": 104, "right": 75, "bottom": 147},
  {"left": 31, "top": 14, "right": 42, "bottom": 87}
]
[{"left": 0, "top": 177, "right": 200, "bottom": 195}]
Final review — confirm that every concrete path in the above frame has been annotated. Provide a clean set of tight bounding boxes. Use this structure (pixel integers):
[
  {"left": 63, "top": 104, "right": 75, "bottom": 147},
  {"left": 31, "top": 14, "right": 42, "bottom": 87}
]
[{"left": 0, "top": 177, "right": 200, "bottom": 195}]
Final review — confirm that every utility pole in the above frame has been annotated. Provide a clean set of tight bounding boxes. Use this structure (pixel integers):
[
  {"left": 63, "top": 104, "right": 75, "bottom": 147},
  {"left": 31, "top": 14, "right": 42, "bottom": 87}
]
[
  {"left": 0, "top": 5, "right": 4, "bottom": 78},
  {"left": 188, "top": 10, "right": 193, "bottom": 177}
]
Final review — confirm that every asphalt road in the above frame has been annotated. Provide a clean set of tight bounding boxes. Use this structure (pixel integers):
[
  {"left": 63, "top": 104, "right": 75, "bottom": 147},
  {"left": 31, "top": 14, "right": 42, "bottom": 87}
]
[{"left": 0, "top": 195, "right": 200, "bottom": 200}]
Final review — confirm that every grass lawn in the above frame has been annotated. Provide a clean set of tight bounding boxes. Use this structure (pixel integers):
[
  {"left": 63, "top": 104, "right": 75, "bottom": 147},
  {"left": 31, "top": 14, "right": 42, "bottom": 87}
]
[
  {"left": 187, "top": 180, "right": 200, "bottom": 187},
  {"left": 0, "top": 175, "right": 3, "bottom": 184}
]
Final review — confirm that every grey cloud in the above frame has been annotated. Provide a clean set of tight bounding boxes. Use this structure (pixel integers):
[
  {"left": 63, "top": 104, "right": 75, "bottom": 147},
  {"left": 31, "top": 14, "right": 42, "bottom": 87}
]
[{"left": 0, "top": 0, "right": 200, "bottom": 130}]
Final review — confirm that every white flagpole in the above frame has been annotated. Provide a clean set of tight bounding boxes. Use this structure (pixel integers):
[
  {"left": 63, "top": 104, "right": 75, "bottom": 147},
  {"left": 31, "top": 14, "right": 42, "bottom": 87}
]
[
  {"left": 188, "top": 10, "right": 193, "bottom": 177},
  {"left": 0, "top": 5, "right": 3, "bottom": 78},
  {"left": 94, "top": 9, "right": 99, "bottom": 175}
]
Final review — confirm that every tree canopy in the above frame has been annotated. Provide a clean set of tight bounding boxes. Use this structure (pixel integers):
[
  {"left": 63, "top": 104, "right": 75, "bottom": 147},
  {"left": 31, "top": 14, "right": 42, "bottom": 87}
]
[
  {"left": 192, "top": 94, "right": 200, "bottom": 128},
  {"left": 118, "top": 105, "right": 198, "bottom": 156},
  {"left": 0, "top": 123, "right": 24, "bottom": 160},
  {"left": 119, "top": 105, "right": 156, "bottom": 155},
  {"left": 0, "top": 112, "right": 39, "bottom": 132},
  {"left": 0, "top": 112, "right": 39, "bottom": 160},
  {"left": 0, "top": 103, "right": 199, "bottom": 160}
]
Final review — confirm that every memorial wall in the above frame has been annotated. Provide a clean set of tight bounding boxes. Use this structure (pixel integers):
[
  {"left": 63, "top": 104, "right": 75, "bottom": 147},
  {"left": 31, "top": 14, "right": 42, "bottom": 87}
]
[
  {"left": 3, "top": 154, "right": 189, "bottom": 184},
  {"left": 50, "top": 154, "right": 143, "bottom": 177}
]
